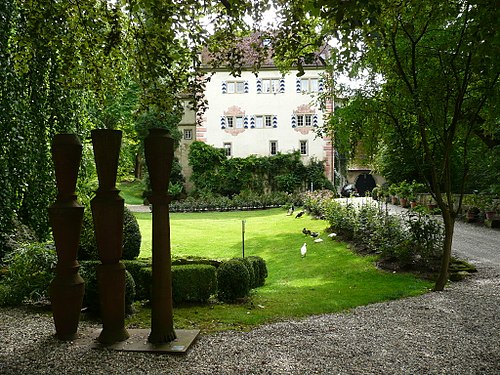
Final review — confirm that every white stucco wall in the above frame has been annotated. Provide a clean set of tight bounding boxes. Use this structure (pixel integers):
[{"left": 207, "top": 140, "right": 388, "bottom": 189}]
[{"left": 200, "top": 68, "right": 330, "bottom": 167}]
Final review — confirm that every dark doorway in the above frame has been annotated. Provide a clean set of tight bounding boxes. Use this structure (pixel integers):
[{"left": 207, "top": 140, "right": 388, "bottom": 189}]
[{"left": 355, "top": 173, "right": 376, "bottom": 196}]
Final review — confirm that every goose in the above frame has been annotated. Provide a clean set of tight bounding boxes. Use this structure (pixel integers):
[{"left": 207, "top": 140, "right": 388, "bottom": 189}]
[{"left": 300, "top": 243, "right": 307, "bottom": 257}]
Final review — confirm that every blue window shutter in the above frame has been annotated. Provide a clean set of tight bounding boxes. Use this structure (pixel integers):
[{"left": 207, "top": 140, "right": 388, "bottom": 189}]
[
  {"left": 296, "top": 78, "right": 301, "bottom": 93},
  {"left": 220, "top": 116, "right": 226, "bottom": 129},
  {"left": 273, "top": 115, "right": 278, "bottom": 128},
  {"left": 318, "top": 79, "right": 324, "bottom": 92},
  {"left": 221, "top": 81, "right": 227, "bottom": 94},
  {"left": 250, "top": 116, "right": 255, "bottom": 128},
  {"left": 256, "top": 79, "right": 262, "bottom": 94},
  {"left": 244, "top": 116, "right": 249, "bottom": 128},
  {"left": 291, "top": 114, "right": 297, "bottom": 128},
  {"left": 279, "top": 78, "right": 285, "bottom": 93},
  {"left": 244, "top": 81, "right": 249, "bottom": 93},
  {"left": 313, "top": 114, "right": 318, "bottom": 127}
]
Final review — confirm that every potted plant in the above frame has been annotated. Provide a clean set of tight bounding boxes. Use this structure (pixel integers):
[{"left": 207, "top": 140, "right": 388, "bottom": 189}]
[
  {"left": 409, "top": 181, "right": 425, "bottom": 209},
  {"left": 485, "top": 199, "right": 498, "bottom": 220},
  {"left": 388, "top": 183, "right": 399, "bottom": 205},
  {"left": 398, "top": 181, "right": 411, "bottom": 208}
]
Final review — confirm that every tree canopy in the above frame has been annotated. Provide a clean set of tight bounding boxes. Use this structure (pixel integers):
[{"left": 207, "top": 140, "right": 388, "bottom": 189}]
[{"left": 265, "top": 0, "right": 499, "bottom": 290}]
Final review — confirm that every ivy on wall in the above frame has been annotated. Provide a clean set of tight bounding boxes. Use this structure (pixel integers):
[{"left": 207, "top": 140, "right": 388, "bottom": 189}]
[{"left": 188, "top": 141, "right": 333, "bottom": 196}]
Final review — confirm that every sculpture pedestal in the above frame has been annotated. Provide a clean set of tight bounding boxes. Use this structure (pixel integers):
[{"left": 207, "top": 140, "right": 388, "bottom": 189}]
[{"left": 92, "top": 329, "right": 199, "bottom": 353}]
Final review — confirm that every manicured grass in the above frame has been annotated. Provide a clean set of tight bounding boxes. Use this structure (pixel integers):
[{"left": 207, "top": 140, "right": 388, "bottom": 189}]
[
  {"left": 130, "top": 208, "right": 432, "bottom": 333},
  {"left": 119, "top": 180, "right": 145, "bottom": 205}
]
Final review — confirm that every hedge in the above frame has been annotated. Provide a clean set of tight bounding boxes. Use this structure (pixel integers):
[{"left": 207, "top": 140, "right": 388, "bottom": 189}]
[{"left": 172, "top": 264, "right": 217, "bottom": 304}]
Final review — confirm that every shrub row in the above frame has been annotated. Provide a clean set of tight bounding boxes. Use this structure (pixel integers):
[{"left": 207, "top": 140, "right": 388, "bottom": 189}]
[
  {"left": 324, "top": 200, "right": 444, "bottom": 270},
  {"left": 170, "top": 191, "right": 303, "bottom": 213},
  {"left": 0, "top": 242, "right": 268, "bottom": 309}
]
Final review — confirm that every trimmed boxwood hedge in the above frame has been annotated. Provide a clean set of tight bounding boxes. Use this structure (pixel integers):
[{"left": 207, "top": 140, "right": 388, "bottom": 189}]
[
  {"left": 216, "top": 259, "right": 251, "bottom": 302},
  {"left": 246, "top": 256, "right": 268, "bottom": 287},
  {"left": 172, "top": 264, "right": 217, "bottom": 304},
  {"left": 122, "top": 260, "right": 217, "bottom": 304}
]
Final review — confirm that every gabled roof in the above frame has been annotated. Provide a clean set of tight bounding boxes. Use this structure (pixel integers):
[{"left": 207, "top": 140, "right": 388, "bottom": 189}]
[{"left": 201, "top": 33, "right": 329, "bottom": 72}]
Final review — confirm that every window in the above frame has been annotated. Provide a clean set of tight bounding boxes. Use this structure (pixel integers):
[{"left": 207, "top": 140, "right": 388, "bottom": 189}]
[
  {"left": 296, "top": 114, "right": 312, "bottom": 127},
  {"left": 270, "top": 141, "right": 278, "bottom": 155},
  {"left": 223, "top": 142, "right": 232, "bottom": 157},
  {"left": 183, "top": 129, "right": 193, "bottom": 140},
  {"left": 300, "top": 78, "right": 320, "bottom": 93},
  {"left": 255, "top": 115, "right": 273, "bottom": 128},
  {"left": 225, "top": 115, "right": 244, "bottom": 128},
  {"left": 300, "top": 140, "right": 308, "bottom": 155},
  {"left": 226, "top": 80, "right": 245, "bottom": 94},
  {"left": 262, "top": 78, "right": 280, "bottom": 93},
  {"left": 235, "top": 116, "right": 244, "bottom": 128}
]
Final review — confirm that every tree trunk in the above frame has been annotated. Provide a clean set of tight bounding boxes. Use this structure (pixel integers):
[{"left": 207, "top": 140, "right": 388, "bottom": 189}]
[{"left": 434, "top": 208, "right": 455, "bottom": 291}]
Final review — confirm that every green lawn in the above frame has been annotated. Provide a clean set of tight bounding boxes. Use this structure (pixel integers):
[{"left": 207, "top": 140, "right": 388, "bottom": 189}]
[
  {"left": 119, "top": 180, "right": 145, "bottom": 205},
  {"left": 130, "top": 208, "right": 432, "bottom": 332}
]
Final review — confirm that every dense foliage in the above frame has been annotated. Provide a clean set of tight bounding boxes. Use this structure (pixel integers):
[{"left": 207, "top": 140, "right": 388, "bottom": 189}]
[
  {"left": 188, "top": 141, "right": 333, "bottom": 195},
  {"left": 0, "top": 243, "right": 57, "bottom": 305},
  {"left": 303, "top": 192, "right": 444, "bottom": 272},
  {"left": 0, "top": 0, "right": 263, "bottom": 257}
]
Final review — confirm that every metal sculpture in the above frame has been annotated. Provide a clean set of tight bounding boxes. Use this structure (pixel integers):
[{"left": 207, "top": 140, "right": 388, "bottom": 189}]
[
  {"left": 144, "top": 128, "right": 177, "bottom": 344},
  {"left": 91, "top": 129, "right": 129, "bottom": 345},
  {"left": 49, "top": 134, "right": 85, "bottom": 341}
]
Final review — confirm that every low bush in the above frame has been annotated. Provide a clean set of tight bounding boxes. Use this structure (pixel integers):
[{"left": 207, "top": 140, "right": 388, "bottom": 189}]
[
  {"left": 172, "top": 264, "right": 217, "bottom": 304},
  {"left": 122, "top": 208, "right": 142, "bottom": 260},
  {"left": 124, "top": 259, "right": 218, "bottom": 304},
  {"left": 217, "top": 259, "right": 251, "bottom": 302},
  {"left": 234, "top": 257, "right": 255, "bottom": 288},
  {"left": 0, "top": 242, "right": 57, "bottom": 306},
  {"left": 246, "top": 256, "right": 268, "bottom": 287}
]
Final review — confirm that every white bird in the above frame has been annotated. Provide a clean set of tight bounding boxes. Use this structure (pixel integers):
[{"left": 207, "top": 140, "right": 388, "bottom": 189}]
[
  {"left": 328, "top": 232, "right": 337, "bottom": 238},
  {"left": 314, "top": 238, "right": 323, "bottom": 243},
  {"left": 300, "top": 243, "right": 307, "bottom": 257}
]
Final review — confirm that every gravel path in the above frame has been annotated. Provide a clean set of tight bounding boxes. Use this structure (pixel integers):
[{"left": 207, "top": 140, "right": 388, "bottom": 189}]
[{"left": 1, "top": 203, "right": 498, "bottom": 374}]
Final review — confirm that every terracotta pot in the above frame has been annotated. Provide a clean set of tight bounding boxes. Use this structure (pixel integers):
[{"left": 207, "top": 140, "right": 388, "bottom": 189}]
[
  {"left": 49, "top": 134, "right": 85, "bottom": 340},
  {"left": 485, "top": 211, "right": 496, "bottom": 220},
  {"left": 399, "top": 197, "right": 408, "bottom": 208},
  {"left": 410, "top": 201, "right": 418, "bottom": 209},
  {"left": 391, "top": 196, "right": 399, "bottom": 205}
]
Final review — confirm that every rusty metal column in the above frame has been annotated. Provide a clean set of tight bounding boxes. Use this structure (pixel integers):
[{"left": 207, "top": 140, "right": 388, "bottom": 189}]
[
  {"left": 91, "top": 129, "right": 129, "bottom": 345},
  {"left": 49, "top": 134, "right": 85, "bottom": 341},
  {"left": 144, "top": 128, "right": 177, "bottom": 344}
]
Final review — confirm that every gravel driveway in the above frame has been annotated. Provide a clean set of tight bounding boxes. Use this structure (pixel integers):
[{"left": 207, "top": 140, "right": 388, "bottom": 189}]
[{"left": 1, "top": 203, "right": 499, "bottom": 374}]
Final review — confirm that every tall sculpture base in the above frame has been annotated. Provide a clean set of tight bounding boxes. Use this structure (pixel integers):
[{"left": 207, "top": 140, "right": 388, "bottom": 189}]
[
  {"left": 50, "top": 269, "right": 85, "bottom": 341},
  {"left": 96, "top": 263, "right": 130, "bottom": 345}
]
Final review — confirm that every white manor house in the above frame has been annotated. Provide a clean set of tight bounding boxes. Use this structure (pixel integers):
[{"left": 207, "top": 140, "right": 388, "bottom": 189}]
[{"left": 176, "top": 39, "right": 339, "bottom": 191}]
